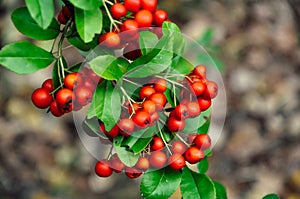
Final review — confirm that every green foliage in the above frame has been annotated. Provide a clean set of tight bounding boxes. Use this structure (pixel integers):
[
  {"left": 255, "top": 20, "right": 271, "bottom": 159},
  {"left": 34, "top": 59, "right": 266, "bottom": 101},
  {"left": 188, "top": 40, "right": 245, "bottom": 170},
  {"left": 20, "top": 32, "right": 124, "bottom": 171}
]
[
  {"left": 182, "top": 108, "right": 211, "bottom": 133},
  {"left": 113, "top": 136, "right": 139, "bottom": 167},
  {"left": 139, "top": 31, "right": 159, "bottom": 55},
  {"left": 197, "top": 157, "right": 209, "bottom": 174},
  {"left": 262, "top": 194, "right": 280, "bottom": 199},
  {"left": 213, "top": 181, "right": 228, "bottom": 199},
  {"left": 0, "top": 41, "right": 54, "bottom": 74},
  {"left": 68, "top": 0, "right": 103, "bottom": 10}
]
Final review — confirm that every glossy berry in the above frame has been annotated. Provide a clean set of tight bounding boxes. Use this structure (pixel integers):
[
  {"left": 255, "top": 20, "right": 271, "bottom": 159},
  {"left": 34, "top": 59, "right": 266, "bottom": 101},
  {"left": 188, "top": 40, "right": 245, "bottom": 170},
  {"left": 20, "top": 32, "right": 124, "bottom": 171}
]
[
  {"left": 56, "top": 88, "right": 73, "bottom": 108},
  {"left": 168, "top": 153, "right": 186, "bottom": 170},
  {"left": 192, "top": 82, "right": 206, "bottom": 96},
  {"left": 150, "top": 112, "right": 160, "bottom": 124},
  {"left": 193, "top": 65, "right": 206, "bottom": 79},
  {"left": 142, "top": 100, "right": 156, "bottom": 114},
  {"left": 136, "top": 157, "right": 150, "bottom": 171},
  {"left": 61, "top": 6, "right": 72, "bottom": 19},
  {"left": 111, "top": 3, "right": 127, "bottom": 20},
  {"left": 124, "top": 0, "right": 141, "bottom": 13},
  {"left": 151, "top": 136, "right": 164, "bottom": 151},
  {"left": 128, "top": 102, "right": 141, "bottom": 115},
  {"left": 197, "top": 97, "right": 211, "bottom": 111},
  {"left": 99, "top": 32, "right": 121, "bottom": 48},
  {"left": 139, "top": 86, "right": 156, "bottom": 99},
  {"left": 202, "top": 81, "right": 218, "bottom": 99},
  {"left": 132, "top": 110, "right": 151, "bottom": 128},
  {"left": 118, "top": 118, "right": 135, "bottom": 136},
  {"left": 110, "top": 154, "right": 125, "bottom": 173},
  {"left": 153, "top": 9, "right": 168, "bottom": 26},
  {"left": 149, "top": 93, "right": 166, "bottom": 111},
  {"left": 149, "top": 150, "right": 167, "bottom": 168},
  {"left": 171, "top": 140, "right": 187, "bottom": 154},
  {"left": 120, "top": 19, "right": 139, "bottom": 36},
  {"left": 167, "top": 117, "right": 185, "bottom": 132},
  {"left": 186, "top": 101, "right": 201, "bottom": 118},
  {"left": 184, "top": 146, "right": 204, "bottom": 164},
  {"left": 174, "top": 104, "right": 189, "bottom": 119},
  {"left": 135, "top": 10, "right": 153, "bottom": 27},
  {"left": 105, "top": 124, "right": 120, "bottom": 138},
  {"left": 50, "top": 100, "right": 64, "bottom": 117},
  {"left": 64, "top": 72, "right": 79, "bottom": 90},
  {"left": 141, "top": 0, "right": 157, "bottom": 12},
  {"left": 74, "top": 86, "right": 92, "bottom": 106},
  {"left": 42, "top": 79, "right": 53, "bottom": 92},
  {"left": 57, "top": 12, "right": 67, "bottom": 24},
  {"left": 154, "top": 78, "right": 167, "bottom": 93},
  {"left": 95, "top": 160, "right": 113, "bottom": 177},
  {"left": 31, "top": 88, "right": 52, "bottom": 109},
  {"left": 193, "top": 134, "right": 211, "bottom": 150},
  {"left": 125, "top": 167, "right": 142, "bottom": 179}
]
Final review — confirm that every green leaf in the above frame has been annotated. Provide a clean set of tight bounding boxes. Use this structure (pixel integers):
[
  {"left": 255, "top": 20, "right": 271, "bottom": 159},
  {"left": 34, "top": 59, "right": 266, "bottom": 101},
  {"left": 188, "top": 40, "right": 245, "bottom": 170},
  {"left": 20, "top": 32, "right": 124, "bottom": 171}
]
[
  {"left": 182, "top": 108, "right": 211, "bottom": 133},
  {"left": 139, "top": 31, "right": 159, "bottom": 55},
  {"left": 0, "top": 41, "right": 54, "bottom": 74},
  {"left": 162, "top": 22, "right": 186, "bottom": 55},
  {"left": 82, "top": 117, "right": 106, "bottom": 138},
  {"left": 25, "top": 0, "right": 54, "bottom": 29},
  {"left": 171, "top": 56, "right": 194, "bottom": 75},
  {"left": 262, "top": 194, "right": 280, "bottom": 199},
  {"left": 122, "top": 125, "right": 156, "bottom": 154},
  {"left": 113, "top": 136, "right": 139, "bottom": 167},
  {"left": 69, "top": 62, "right": 83, "bottom": 72},
  {"left": 141, "top": 167, "right": 182, "bottom": 199},
  {"left": 89, "top": 55, "right": 124, "bottom": 80},
  {"left": 68, "top": 35, "right": 98, "bottom": 51},
  {"left": 52, "top": 57, "right": 68, "bottom": 90},
  {"left": 11, "top": 7, "right": 59, "bottom": 40},
  {"left": 75, "top": 7, "right": 103, "bottom": 43},
  {"left": 197, "top": 120, "right": 210, "bottom": 134},
  {"left": 197, "top": 157, "right": 209, "bottom": 174},
  {"left": 213, "top": 181, "right": 227, "bottom": 199},
  {"left": 181, "top": 167, "right": 217, "bottom": 199},
  {"left": 69, "top": 0, "right": 102, "bottom": 10},
  {"left": 90, "top": 81, "right": 121, "bottom": 131}
]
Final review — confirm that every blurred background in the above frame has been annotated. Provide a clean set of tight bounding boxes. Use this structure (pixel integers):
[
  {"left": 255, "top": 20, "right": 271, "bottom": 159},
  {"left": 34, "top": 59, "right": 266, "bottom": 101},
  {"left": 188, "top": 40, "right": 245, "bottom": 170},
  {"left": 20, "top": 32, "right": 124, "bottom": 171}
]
[{"left": 0, "top": 0, "right": 300, "bottom": 198}]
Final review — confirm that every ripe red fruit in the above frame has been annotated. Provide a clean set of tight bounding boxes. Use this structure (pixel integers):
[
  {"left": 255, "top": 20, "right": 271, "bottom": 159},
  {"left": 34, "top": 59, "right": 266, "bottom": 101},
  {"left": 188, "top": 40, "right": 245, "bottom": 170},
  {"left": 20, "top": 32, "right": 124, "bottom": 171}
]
[
  {"left": 167, "top": 117, "right": 186, "bottom": 132},
  {"left": 149, "top": 151, "right": 167, "bottom": 168},
  {"left": 202, "top": 81, "right": 218, "bottom": 99},
  {"left": 125, "top": 167, "right": 142, "bottom": 179},
  {"left": 142, "top": 100, "right": 156, "bottom": 114},
  {"left": 50, "top": 100, "right": 64, "bottom": 117},
  {"left": 56, "top": 88, "right": 73, "bottom": 112},
  {"left": 192, "top": 82, "right": 206, "bottom": 96},
  {"left": 99, "top": 32, "right": 121, "bottom": 48},
  {"left": 124, "top": 0, "right": 141, "bottom": 13},
  {"left": 110, "top": 154, "right": 125, "bottom": 173},
  {"left": 136, "top": 157, "right": 150, "bottom": 171},
  {"left": 141, "top": 0, "right": 157, "bottom": 12},
  {"left": 74, "top": 86, "right": 92, "bottom": 106},
  {"left": 193, "top": 65, "right": 206, "bottom": 79},
  {"left": 61, "top": 6, "right": 71, "bottom": 19},
  {"left": 132, "top": 110, "right": 151, "bottom": 128},
  {"left": 151, "top": 136, "right": 164, "bottom": 151},
  {"left": 168, "top": 153, "right": 186, "bottom": 170},
  {"left": 197, "top": 97, "right": 212, "bottom": 111},
  {"left": 128, "top": 102, "right": 141, "bottom": 115},
  {"left": 184, "top": 146, "right": 204, "bottom": 164},
  {"left": 193, "top": 134, "right": 211, "bottom": 150},
  {"left": 31, "top": 88, "right": 53, "bottom": 109},
  {"left": 42, "top": 79, "right": 53, "bottom": 92},
  {"left": 120, "top": 19, "right": 139, "bottom": 37},
  {"left": 186, "top": 101, "right": 201, "bottom": 118},
  {"left": 187, "top": 133, "right": 197, "bottom": 144},
  {"left": 171, "top": 140, "right": 187, "bottom": 154},
  {"left": 95, "top": 160, "right": 113, "bottom": 177},
  {"left": 111, "top": 3, "right": 127, "bottom": 20},
  {"left": 57, "top": 12, "right": 67, "bottom": 24},
  {"left": 118, "top": 118, "right": 135, "bottom": 136},
  {"left": 135, "top": 10, "right": 153, "bottom": 27},
  {"left": 139, "top": 85, "right": 156, "bottom": 99},
  {"left": 154, "top": 78, "right": 167, "bottom": 93},
  {"left": 105, "top": 124, "right": 120, "bottom": 138},
  {"left": 64, "top": 72, "right": 79, "bottom": 90},
  {"left": 82, "top": 78, "right": 96, "bottom": 91},
  {"left": 174, "top": 104, "right": 189, "bottom": 119},
  {"left": 149, "top": 93, "right": 166, "bottom": 111},
  {"left": 153, "top": 9, "right": 168, "bottom": 26},
  {"left": 150, "top": 112, "right": 160, "bottom": 125},
  {"left": 123, "top": 42, "right": 142, "bottom": 60}
]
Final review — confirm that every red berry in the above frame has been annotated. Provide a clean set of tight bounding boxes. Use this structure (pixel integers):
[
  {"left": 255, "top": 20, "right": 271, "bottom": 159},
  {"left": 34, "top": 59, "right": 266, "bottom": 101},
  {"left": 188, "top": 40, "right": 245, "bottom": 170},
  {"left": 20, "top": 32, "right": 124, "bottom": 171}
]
[
  {"left": 95, "top": 160, "right": 113, "bottom": 177},
  {"left": 168, "top": 153, "right": 186, "bottom": 170},
  {"left": 151, "top": 136, "right": 164, "bottom": 151},
  {"left": 128, "top": 102, "right": 141, "bottom": 115},
  {"left": 74, "top": 86, "right": 92, "bottom": 106},
  {"left": 141, "top": 0, "right": 157, "bottom": 12},
  {"left": 42, "top": 79, "right": 53, "bottom": 92},
  {"left": 64, "top": 72, "right": 79, "bottom": 90},
  {"left": 174, "top": 104, "right": 189, "bottom": 119},
  {"left": 153, "top": 9, "right": 168, "bottom": 26},
  {"left": 111, "top": 3, "right": 127, "bottom": 20},
  {"left": 192, "top": 82, "right": 206, "bottom": 96},
  {"left": 184, "top": 146, "right": 204, "bottom": 164},
  {"left": 125, "top": 167, "right": 142, "bottom": 179},
  {"left": 61, "top": 6, "right": 72, "bottom": 19},
  {"left": 187, "top": 133, "right": 197, "bottom": 144},
  {"left": 149, "top": 151, "right": 167, "bottom": 168},
  {"left": 57, "top": 12, "right": 67, "bottom": 24},
  {"left": 135, "top": 10, "right": 153, "bottom": 27},
  {"left": 171, "top": 140, "right": 187, "bottom": 154},
  {"left": 142, "top": 100, "right": 156, "bottom": 114},
  {"left": 193, "top": 65, "right": 206, "bottom": 79},
  {"left": 124, "top": 0, "right": 141, "bottom": 13},
  {"left": 139, "top": 85, "right": 156, "bottom": 99},
  {"left": 56, "top": 88, "right": 73, "bottom": 109},
  {"left": 120, "top": 19, "right": 139, "bottom": 37},
  {"left": 118, "top": 118, "right": 135, "bottom": 136},
  {"left": 50, "top": 100, "right": 64, "bottom": 117},
  {"left": 202, "top": 81, "right": 218, "bottom": 99},
  {"left": 154, "top": 78, "right": 167, "bottom": 93},
  {"left": 197, "top": 97, "right": 211, "bottom": 111},
  {"left": 136, "top": 157, "right": 150, "bottom": 171},
  {"left": 149, "top": 93, "right": 166, "bottom": 111},
  {"left": 132, "top": 110, "right": 151, "bottom": 128},
  {"left": 31, "top": 88, "right": 52, "bottom": 109},
  {"left": 110, "top": 154, "right": 125, "bottom": 173},
  {"left": 193, "top": 134, "right": 211, "bottom": 150},
  {"left": 186, "top": 101, "right": 201, "bottom": 118},
  {"left": 167, "top": 117, "right": 185, "bottom": 132},
  {"left": 150, "top": 112, "right": 160, "bottom": 125},
  {"left": 106, "top": 124, "right": 120, "bottom": 138},
  {"left": 99, "top": 32, "right": 121, "bottom": 48}
]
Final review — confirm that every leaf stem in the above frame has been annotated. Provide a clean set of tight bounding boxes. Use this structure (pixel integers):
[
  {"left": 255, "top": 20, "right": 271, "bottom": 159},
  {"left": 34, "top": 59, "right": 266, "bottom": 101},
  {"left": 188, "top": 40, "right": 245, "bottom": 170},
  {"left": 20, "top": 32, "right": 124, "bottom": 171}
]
[
  {"left": 174, "top": 133, "right": 190, "bottom": 147},
  {"left": 123, "top": 78, "right": 142, "bottom": 87},
  {"left": 103, "top": 0, "right": 120, "bottom": 32},
  {"left": 157, "top": 123, "right": 172, "bottom": 155}
]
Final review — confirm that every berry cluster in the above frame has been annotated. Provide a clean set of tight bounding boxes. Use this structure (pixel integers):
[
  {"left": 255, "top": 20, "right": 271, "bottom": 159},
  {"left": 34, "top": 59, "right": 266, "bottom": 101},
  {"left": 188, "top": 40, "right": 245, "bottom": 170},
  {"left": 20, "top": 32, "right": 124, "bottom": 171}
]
[
  {"left": 31, "top": 67, "right": 101, "bottom": 117},
  {"left": 95, "top": 133, "right": 211, "bottom": 178}
]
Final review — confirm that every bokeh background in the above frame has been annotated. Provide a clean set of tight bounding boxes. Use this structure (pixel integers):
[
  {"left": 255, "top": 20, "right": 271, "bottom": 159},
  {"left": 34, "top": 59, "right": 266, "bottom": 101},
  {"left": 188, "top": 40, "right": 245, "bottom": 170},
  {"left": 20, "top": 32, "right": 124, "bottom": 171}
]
[{"left": 0, "top": 0, "right": 300, "bottom": 198}]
